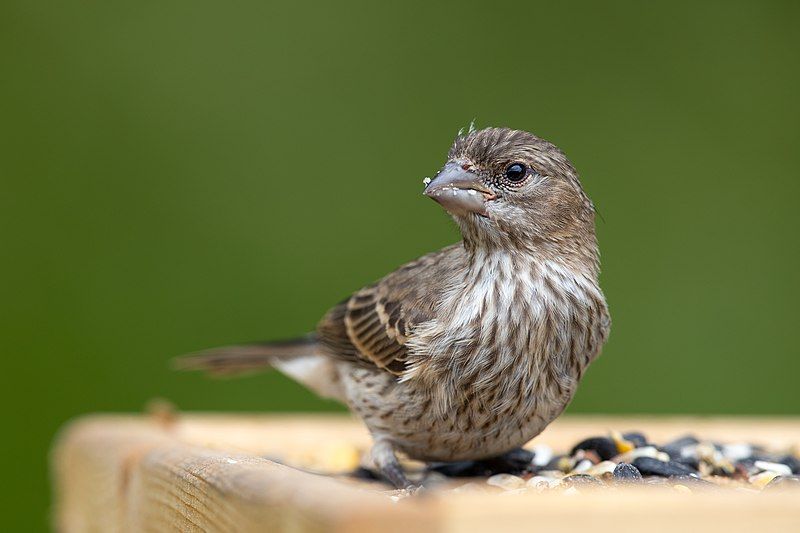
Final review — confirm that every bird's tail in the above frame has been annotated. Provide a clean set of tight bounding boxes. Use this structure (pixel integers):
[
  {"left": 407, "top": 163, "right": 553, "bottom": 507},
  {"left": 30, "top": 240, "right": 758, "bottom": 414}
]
[{"left": 174, "top": 334, "right": 319, "bottom": 377}]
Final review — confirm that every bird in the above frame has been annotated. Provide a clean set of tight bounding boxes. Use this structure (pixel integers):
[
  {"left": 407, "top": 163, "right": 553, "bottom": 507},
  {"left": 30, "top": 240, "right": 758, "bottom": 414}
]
[{"left": 178, "top": 126, "right": 610, "bottom": 489}]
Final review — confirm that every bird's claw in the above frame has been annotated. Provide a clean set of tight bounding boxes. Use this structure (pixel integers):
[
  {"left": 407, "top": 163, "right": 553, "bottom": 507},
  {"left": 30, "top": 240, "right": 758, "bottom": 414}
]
[{"left": 393, "top": 484, "right": 425, "bottom": 499}]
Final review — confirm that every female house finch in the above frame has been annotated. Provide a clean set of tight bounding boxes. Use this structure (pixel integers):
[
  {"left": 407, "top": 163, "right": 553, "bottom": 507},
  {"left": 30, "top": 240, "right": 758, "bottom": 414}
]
[{"left": 180, "top": 127, "right": 610, "bottom": 488}]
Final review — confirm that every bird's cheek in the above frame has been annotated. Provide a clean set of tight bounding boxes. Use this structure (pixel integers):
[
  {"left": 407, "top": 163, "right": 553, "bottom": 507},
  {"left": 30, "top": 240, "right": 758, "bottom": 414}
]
[
  {"left": 483, "top": 196, "right": 506, "bottom": 218},
  {"left": 484, "top": 195, "right": 498, "bottom": 213}
]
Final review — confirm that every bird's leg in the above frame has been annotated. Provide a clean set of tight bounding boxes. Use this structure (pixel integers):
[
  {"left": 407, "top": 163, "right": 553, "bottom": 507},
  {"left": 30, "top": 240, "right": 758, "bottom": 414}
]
[{"left": 370, "top": 439, "right": 413, "bottom": 489}]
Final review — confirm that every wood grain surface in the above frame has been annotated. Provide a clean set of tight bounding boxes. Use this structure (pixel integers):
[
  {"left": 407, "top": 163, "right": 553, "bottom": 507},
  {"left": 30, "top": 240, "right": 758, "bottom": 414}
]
[{"left": 52, "top": 414, "right": 800, "bottom": 532}]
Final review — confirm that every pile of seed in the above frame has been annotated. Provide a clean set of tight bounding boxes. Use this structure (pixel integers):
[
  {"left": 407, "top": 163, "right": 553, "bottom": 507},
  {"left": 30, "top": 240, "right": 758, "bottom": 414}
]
[{"left": 422, "top": 431, "right": 800, "bottom": 494}]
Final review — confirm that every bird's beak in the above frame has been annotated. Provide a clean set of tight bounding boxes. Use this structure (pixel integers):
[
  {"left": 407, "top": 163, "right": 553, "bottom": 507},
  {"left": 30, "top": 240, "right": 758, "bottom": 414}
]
[{"left": 424, "top": 162, "right": 495, "bottom": 217}]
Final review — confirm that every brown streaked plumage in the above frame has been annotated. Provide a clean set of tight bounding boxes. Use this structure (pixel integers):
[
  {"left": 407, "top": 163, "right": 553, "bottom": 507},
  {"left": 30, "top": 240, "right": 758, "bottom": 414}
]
[{"left": 178, "top": 127, "right": 610, "bottom": 489}]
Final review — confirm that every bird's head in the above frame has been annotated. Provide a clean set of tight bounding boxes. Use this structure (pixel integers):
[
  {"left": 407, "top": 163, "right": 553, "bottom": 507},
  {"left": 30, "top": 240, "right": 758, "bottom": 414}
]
[{"left": 424, "top": 127, "right": 598, "bottom": 257}]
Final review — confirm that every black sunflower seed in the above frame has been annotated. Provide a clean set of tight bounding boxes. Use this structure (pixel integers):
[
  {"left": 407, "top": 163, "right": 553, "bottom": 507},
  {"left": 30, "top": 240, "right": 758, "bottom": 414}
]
[
  {"left": 570, "top": 437, "right": 618, "bottom": 461},
  {"left": 632, "top": 457, "right": 699, "bottom": 477},
  {"left": 622, "top": 432, "right": 648, "bottom": 448},
  {"left": 660, "top": 435, "right": 700, "bottom": 459},
  {"left": 612, "top": 462, "right": 643, "bottom": 482}
]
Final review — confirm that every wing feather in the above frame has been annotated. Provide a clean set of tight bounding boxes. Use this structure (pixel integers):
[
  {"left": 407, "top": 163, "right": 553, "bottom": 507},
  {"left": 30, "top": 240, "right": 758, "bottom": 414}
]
[{"left": 316, "top": 244, "right": 464, "bottom": 376}]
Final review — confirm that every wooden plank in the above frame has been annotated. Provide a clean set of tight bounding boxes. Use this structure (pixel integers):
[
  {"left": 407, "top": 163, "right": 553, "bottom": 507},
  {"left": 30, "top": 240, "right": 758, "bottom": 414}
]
[{"left": 52, "top": 414, "right": 800, "bottom": 532}]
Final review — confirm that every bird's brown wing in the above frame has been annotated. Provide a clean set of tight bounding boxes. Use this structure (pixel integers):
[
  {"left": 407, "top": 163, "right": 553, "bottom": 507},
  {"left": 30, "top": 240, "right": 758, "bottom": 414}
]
[{"left": 317, "top": 244, "right": 463, "bottom": 375}]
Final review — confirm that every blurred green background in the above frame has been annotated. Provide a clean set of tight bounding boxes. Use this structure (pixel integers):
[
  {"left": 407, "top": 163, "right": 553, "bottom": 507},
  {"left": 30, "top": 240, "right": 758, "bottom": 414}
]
[{"left": 2, "top": 0, "right": 799, "bottom": 528}]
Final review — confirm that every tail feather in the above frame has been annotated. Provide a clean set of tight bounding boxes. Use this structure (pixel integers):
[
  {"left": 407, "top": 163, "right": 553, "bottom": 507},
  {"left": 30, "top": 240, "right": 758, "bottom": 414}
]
[{"left": 174, "top": 334, "right": 318, "bottom": 377}]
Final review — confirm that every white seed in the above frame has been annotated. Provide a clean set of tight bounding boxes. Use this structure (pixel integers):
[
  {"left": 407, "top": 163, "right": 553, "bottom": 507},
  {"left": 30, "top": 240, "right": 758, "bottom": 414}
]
[
  {"left": 679, "top": 444, "right": 700, "bottom": 460},
  {"left": 587, "top": 461, "right": 617, "bottom": 477},
  {"left": 423, "top": 177, "right": 431, "bottom": 186},
  {"left": 722, "top": 443, "right": 753, "bottom": 462},
  {"left": 571, "top": 459, "right": 593, "bottom": 474},
  {"left": 526, "top": 476, "right": 548, "bottom": 489},
  {"left": 531, "top": 444, "right": 554, "bottom": 467},
  {"left": 754, "top": 460, "right": 792, "bottom": 476},
  {"left": 536, "top": 469, "right": 566, "bottom": 479},
  {"left": 526, "top": 476, "right": 562, "bottom": 490},
  {"left": 487, "top": 473, "right": 526, "bottom": 490},
  {"left": 615, "top": 446, "right": 668, "bottom": 463}
]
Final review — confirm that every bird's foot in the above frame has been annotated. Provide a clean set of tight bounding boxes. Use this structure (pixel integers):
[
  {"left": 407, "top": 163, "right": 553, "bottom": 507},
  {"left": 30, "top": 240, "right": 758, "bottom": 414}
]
[
  {"left": 370, "top": 439, "right": 415, "bottom": 489},
  {"left": 393, "top": 484, "right": 426, "bottom": 499}
]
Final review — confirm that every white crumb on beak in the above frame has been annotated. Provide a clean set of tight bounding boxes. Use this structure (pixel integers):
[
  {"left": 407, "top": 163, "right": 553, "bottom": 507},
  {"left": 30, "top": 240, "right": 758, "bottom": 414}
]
[{"left": 423, "top": 177, "right": 431, "bottom": 186}]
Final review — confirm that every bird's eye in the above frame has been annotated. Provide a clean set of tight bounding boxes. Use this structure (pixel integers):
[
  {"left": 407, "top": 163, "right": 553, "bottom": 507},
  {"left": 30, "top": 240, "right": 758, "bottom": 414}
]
[{"left": 504, "top": 163, "right": 528, "bottom": 183}]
